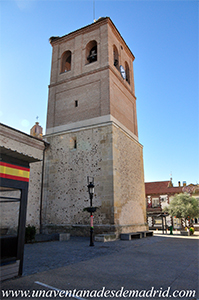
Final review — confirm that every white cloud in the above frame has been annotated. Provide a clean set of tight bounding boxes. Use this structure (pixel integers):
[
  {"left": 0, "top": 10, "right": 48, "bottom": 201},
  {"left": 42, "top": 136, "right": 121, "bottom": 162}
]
[
  {"left": 21, "top": 119, "right": 30, "bottom": 127},
  {"left": 15, "top": 0, "right": 36, "bottom": 11}
]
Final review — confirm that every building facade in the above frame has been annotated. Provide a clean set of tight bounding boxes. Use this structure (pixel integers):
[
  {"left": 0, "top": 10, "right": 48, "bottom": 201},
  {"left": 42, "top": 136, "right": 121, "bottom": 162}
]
[
  {"left": 0, "top": 123, "right": 47, "bottom": 280},
  {"left": 42, "top": 17, "right": 147, "bottom": 236},
  {"left": 145, "top": 180, "right": 182, "bottom": 229},
  {"left": 0, "top": 123, "right": 46, "bottom": 233},
  {"left": 145, "top": 180, "right": 199, "bottom": 230}
]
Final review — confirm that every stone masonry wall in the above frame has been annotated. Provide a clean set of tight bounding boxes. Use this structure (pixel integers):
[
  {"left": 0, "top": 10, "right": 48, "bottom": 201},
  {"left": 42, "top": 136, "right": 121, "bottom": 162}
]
[
  {"left": 42, "top": 123, "right": 147, "bottom": 235},
  {"left": 42, "top": 124, "right": 114, "bottom": 235},
  {"left": 112, "top": 125, "right": 147, "bottom": 233},
  {"left": 26, "top": 161, "right": 43, "bottom": 229}
]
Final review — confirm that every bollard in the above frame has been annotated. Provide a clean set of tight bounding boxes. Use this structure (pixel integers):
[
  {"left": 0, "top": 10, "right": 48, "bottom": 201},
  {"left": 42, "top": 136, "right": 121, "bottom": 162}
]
[{"left": 169, "top": 226, "right": 173, "bottom": 235}]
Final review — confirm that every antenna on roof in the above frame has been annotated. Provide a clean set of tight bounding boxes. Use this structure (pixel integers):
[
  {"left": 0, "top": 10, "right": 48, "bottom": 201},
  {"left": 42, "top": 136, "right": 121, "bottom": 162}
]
[{"left": 93, "top": 0, "right": 96, "bottom": 22}]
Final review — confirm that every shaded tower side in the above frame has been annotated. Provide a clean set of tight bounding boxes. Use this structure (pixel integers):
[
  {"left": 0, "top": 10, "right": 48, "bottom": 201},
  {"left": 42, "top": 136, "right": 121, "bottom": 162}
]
[
  {"left": 112, "top": 126, "right": 147, "bottom": 233},
  {"left": 107, "top": 18, "right": 147, "bottom": 232},
  {"left": 107, "top": 19, "right": 138, "bottom": 138}
]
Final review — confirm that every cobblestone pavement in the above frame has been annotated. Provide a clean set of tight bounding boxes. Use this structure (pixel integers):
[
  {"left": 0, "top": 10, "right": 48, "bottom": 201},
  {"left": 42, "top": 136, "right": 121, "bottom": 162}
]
[
  {"left": 23, "top": 236, "right": 160, "bottom": 276},
  {"left": 2, "top": 234, "right": 199, "bottom": 300}
]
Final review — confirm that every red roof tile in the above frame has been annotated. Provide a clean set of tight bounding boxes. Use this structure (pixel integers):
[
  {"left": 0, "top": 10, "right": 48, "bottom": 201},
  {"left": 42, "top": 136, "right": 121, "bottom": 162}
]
[{"left": 145, "top": 181, "right": 183, "bottom": 195}]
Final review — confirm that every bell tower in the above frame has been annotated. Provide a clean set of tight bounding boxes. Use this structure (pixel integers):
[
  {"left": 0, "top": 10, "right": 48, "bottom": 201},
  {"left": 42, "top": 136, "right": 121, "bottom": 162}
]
[{"left": 44, "top": 17, "right": 147, "bottom": 236}]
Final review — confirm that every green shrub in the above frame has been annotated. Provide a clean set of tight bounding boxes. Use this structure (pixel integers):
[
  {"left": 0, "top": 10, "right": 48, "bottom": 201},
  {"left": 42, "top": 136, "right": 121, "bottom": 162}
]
[
  {"left": 25, "top": 225, "right": 36, "bottom": 243},
  {"left": 164, "top": 193, "right": 199, "bottom": 220}
]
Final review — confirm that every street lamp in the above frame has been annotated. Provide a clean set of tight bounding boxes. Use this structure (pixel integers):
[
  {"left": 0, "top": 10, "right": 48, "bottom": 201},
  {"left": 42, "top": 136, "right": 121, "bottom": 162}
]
[
  {"left": 87, "top": 176, "right": 95, "bottom": 246},
  {"left": 87, "top": 180, "right": 94, "bottom": 206}
]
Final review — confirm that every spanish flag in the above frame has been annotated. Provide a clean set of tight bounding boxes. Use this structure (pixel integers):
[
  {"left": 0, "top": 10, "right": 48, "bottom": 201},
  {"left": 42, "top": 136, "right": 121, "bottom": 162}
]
[{"left": 0, "top": 162, "right": 30, "bottom": 182}]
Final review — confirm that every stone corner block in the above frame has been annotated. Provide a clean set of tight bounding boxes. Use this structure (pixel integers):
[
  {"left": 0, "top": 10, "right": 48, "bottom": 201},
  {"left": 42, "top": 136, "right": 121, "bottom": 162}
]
[{"left": 59, "top": 233, "right": 70, "bottom": 241}]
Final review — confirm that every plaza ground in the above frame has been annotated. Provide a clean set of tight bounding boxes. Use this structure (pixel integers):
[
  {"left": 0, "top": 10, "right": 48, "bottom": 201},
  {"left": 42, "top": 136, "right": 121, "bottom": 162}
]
[{"left": 1, "top": 232, "right": 199, "bottom": 300}]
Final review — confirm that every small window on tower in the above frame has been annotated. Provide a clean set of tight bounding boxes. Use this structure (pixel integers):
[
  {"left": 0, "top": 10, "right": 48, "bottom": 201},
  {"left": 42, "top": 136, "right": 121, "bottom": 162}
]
[
  {"left": 75, "top": 100, "right": 78, "bottom": 107},
  {"left": 74, "top": 138, "right": 77, "bottom": 149},
  {"left": 70, "top": 137, "right": 77, "bottom": 150}
]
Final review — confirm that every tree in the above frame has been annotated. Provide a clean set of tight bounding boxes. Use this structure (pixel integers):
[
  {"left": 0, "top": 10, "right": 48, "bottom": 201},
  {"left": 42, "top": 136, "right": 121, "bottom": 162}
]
[{"left": 164, "top": 193, "right": 199, "bottom": 224}]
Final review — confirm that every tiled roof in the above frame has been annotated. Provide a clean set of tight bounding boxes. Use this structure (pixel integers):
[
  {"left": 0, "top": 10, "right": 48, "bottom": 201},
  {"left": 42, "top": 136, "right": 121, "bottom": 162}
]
[{"left": 145, "top": 181, "right": 183, "bottom": 195}]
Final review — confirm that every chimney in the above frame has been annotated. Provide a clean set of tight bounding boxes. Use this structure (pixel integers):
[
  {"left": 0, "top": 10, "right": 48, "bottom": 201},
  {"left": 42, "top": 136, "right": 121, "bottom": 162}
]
[
  {"left": 168, "top": 177, "right": 173, "bottom": 187},
  {"left": 178, "top": 181, "right": 181, "bottom": 187},
  {"left": 30, "top": 122, "right": 43, "bottom": 139},
  {"left": 183, "top": 181, "right": 186, "bottom": 187}
]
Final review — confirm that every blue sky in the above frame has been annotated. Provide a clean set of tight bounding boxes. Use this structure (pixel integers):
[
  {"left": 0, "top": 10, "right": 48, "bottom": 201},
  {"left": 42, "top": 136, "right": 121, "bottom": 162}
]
[{"left": 0, "top": 0, "right": 198, "bottom": 186}]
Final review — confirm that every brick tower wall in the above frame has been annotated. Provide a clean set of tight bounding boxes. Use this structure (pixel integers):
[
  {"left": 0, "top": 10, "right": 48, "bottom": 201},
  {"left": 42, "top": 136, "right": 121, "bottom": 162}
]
[{"left": 43, "top": 17, "right": 147, "bottom": 236}]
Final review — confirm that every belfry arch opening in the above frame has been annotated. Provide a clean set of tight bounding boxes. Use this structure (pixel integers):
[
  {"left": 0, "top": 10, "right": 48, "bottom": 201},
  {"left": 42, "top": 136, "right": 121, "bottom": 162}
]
[
  {"left": 125, "top": 61, "right": 130, "bottom": 84},
  {"left": 60, "top": 50, "right": 72, "bottom": 73},
  {"left": 113, "top": 45, "right": 119, "bottom": 70},
  {"left": 86, "top": 40, "right": 97, "bottom": 64}
]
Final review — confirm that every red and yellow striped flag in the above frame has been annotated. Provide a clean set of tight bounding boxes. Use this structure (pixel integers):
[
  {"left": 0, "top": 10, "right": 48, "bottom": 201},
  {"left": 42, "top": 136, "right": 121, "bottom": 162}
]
[{"left": 0, "top": 162, "right": 30, "bottom": 182}]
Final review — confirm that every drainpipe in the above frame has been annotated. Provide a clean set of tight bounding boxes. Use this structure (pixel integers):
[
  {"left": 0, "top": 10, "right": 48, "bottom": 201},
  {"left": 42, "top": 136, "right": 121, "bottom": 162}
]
[{"left": 40, "top": 141, "right": 49, "bottom": 234}]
